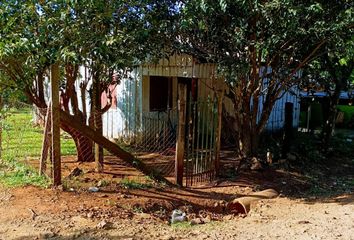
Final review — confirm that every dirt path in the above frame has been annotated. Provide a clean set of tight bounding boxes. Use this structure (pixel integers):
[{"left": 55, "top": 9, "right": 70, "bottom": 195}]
[
  {"left": 1, "top": 146, "right": 353, "bottom": 240},
  {"left": 0, "top": 184, "right": 353, "bottom": 240}
]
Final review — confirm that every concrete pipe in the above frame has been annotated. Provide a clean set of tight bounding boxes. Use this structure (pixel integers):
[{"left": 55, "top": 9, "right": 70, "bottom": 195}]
[{"left": 227, "top": 189, "right": 279, "bottom": 215}]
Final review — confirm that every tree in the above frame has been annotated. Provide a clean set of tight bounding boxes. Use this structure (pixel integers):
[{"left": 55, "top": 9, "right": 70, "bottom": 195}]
[
  {"left": 0, "top": 0, "right": 170, "bottom": 164},
  {"left": 168, "top": 0, "right": 353, "bottom": 158},
  {"left": 302, "top": 36, "right": 354, "bottom": 148}
]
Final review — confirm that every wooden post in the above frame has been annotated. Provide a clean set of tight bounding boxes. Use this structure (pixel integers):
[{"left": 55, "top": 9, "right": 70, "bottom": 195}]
[
  {"left": 306, "top": 103, "right": 311, "bottom": 132},
  {"left": 93, "top": 77, "right": 104, "bottom": 172},
  {"left": 39, "top": 104, "right": 51, "bottom": 175},
  {"left": 215, "top": 89, "right": 224, "bottom": 176},
  {"left": 51, "top": 63, "right": 61, "bottom": 186},
  {"left": 175, "top": 83, "right": 187, "bottom": 186}
]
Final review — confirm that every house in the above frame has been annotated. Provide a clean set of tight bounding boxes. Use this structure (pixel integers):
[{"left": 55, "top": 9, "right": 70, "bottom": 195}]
[
  {"left": 102, "top": 54, "right": 301, "bottom": 142},
  {"left": 299, "top": 90, "right": 354, "bottom": 130},
  {"left": 37, "top": 53, "right": 302, "bottom": 185},
  {"left": 38, "top": 53, "right": 302, "bottom": 148}
]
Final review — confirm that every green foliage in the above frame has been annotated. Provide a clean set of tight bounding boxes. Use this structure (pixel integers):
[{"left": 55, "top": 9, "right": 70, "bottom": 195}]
[
  {"left": 169, "top": 0, "right": 354, "bottom": 155},
  {"left": 337, "top": 105, "right": 354, "bottom": 126},
  {"left": 0, "top": 160, "right": 49, "bottom": 188},
  {"left": 171, "top": 221, "right": 192, "bottom": 229},
  {"left": 1, "top": 108, "right": 76, "bottom": 160},
  {"left": 119, "top": 177, "right": 153, "bottom": 189}
]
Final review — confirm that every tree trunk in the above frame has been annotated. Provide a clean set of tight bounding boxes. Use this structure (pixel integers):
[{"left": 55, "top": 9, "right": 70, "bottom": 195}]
[
  {"left": 60, "top": 110, "right": 173, "bottom": 186},
  {"left": 92, "top": 74, "right": 104, "bottom": 172},
  {"left": 322, "top": 83, "right": 341, "bottom": 148},
  {"left": 61, "top": 121, "right": 95, "bottom": 162}
]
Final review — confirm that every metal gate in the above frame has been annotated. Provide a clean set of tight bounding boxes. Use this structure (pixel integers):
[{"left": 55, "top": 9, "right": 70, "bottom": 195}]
[{"left": 184, "top": 97, "right": 218, "bottom": 186}]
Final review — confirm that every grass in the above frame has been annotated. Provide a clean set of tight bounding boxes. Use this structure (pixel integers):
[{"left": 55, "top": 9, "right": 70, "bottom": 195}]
[
  {"left": 0, "top": 160, "right": 49, "bottom": 188},
  {"left": 1, "top": 108, "right": 76, "bottom": 160},
  {"left": 337, "top": 105, "right": 354, "bottom": 125},
  {"left": 171, "top": 222, "right": 193, "bottom": 229},
  {"left": 0, "top": 108, "right": 76, "bottom": 188},
  {"left": 119, "top": 177, "right": 153, "bottom": 189}
]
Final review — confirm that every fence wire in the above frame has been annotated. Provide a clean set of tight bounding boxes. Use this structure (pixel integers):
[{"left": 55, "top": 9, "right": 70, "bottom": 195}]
[
  {"left": 104, "top": 109, "right": 178, "bottom": 177},
  {"left": 0, "top": 101, "right": 178, "bottom": 181},
  {"left": 0, "top": 102, "right": 76, "bottom": 169}
]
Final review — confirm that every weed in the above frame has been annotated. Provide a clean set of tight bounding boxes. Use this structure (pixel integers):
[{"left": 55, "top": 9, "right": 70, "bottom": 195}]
[
  {"left": 62, "top": 178, "right": 82, "bottom": 191},
  {"left": 105, "top": 199, "right": 117, "bottom": 207},
  {"left": 120, "top": 178, "right": 153, "bottom": 189},
  {"left": 0, "top": 160, "right": 49, "bottom": 188},
  {"left": 132, "top": 205, "right": 144, "bottom": 213},
  {"left": 171, "top": 221, "right": 192, "bottom": 229},
  {"left": 97, "top": 179, "right": 110, "bottom": 187}
]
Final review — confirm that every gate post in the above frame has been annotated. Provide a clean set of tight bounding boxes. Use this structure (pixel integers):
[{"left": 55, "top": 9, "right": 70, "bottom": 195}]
[
  {"left": 175, "top": 83, "right": 187, "bottom": 186},
  {"left": 215, "top": 89, "right": 224, "bottom": 176}
]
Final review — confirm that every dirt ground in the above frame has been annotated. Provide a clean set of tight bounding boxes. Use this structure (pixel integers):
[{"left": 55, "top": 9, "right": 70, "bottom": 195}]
[{"left": 0, "top": 154, "right": 353, "bottom": 240}]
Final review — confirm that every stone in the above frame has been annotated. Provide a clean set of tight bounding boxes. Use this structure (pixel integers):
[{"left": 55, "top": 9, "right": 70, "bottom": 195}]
[
  {"left": 88, "top": 187, "right": 99, "bottom": 192},
  {"left": 67, "top": 167, "right": 83, "bottom": 179},
  {"left": 170, "top": 209, "right": 186, "bottom": 224},
  {"left": 190, "top": 218, "right": 204, "bottom": 225},
  {"left": 202, "top": 215, "right": 211, "bottom": 223},
  {"left": 287, "top": 153, "right": 297, "bottom": 161},
  {"left": 96, "top": 219, "right": 112, "bottom": 229},
  {"left": 250, "top": 157, "right": 262, "bottom": 170}
]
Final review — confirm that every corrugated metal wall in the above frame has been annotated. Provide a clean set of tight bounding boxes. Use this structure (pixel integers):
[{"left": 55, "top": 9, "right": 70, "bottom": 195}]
[{"left": 67, "top": 57, "right": 301, "bottom": 139}]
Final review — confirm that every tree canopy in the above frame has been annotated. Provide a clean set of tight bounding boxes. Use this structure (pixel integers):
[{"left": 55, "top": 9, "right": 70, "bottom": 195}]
[
  {"left": 165, "top": 0, "right": 354, "bottom": 156},
  {"left": 0, "top": 0, "right": 353, "bottom": 158}
]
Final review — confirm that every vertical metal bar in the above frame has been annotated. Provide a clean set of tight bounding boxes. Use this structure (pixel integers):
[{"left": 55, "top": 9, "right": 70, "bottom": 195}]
[
  {"left": 196, "top": 101, "right": 200, "bottom": 183},
  {"left": 191, "top": 101, "right": 197, "bottom": 181},
  {"left": 203, "top": 100, "right": 207, "bottom": 183},
  {"left": 186, "top": 97, "right": 192, "bottom": 186},
  {"left": 211, "top": 98, "right": 217, "bottom": 180}
]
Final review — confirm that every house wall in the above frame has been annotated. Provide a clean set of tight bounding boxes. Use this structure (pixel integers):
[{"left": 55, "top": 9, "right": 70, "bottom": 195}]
[
  {"left": 102, "top": 69, "right": 142, "bottom": 140},
  {"left": 261, "top": 87, "right": 300, "bottom": 131},
  {"left": 40, "top": 56, "right": 300, "bottom": 140},
  {"left": 140, "top": 55, "right": 300, "bottom": 132}
]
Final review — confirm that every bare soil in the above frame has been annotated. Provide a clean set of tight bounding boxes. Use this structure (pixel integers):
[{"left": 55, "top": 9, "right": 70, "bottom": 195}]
[{"left": 0, "top": 154, "right": 353, "bottom": 240}]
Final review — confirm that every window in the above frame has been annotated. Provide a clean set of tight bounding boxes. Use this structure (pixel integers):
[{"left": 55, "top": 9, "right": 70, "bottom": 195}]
[{"left": 149, "top": 76, "right": 172, "bottom": 111}]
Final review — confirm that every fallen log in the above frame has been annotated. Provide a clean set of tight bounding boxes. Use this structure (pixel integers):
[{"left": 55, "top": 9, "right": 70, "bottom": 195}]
[
  {"left": 60, "top": 110, "right": 173, "bottom": 186},
  {"left": 227, "top": 189, "right": 278, "bottom": 215}
]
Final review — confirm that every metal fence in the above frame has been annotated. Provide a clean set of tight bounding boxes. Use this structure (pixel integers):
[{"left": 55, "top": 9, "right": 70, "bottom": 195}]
[
  {"left": 103, "top": 108, "right": 178, "bottom": 177},
  {"left": 184, "top": 99, "right": 218, "bottom": 186}
]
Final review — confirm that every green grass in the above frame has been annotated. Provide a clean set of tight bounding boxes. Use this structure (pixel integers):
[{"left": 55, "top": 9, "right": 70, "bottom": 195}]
[
  {"left": 0, "top": 108, "right": 76, "bottom": 188},
  {"left": 1, "top": 109, "right": 76, "bottom": 160},
  {"left": 0, "top": 160, "right": 49, "bottom": 188},
  {"left": 337, "top": 105, "right": 354, "bottom": 125},
  {"left": 171, "top": 221, "right": 193, "bottom": 229},
  {"left": 119, "top": 177, "right": 153, "bottom": 189}
]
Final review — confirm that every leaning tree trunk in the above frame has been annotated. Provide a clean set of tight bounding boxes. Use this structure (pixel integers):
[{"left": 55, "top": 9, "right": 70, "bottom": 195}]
[
  {"left": 61, "top": 118, "right": 95, "bottom": 162},
  {"left": 40, "top": 108, "right": 95, "bottom": 163}
]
